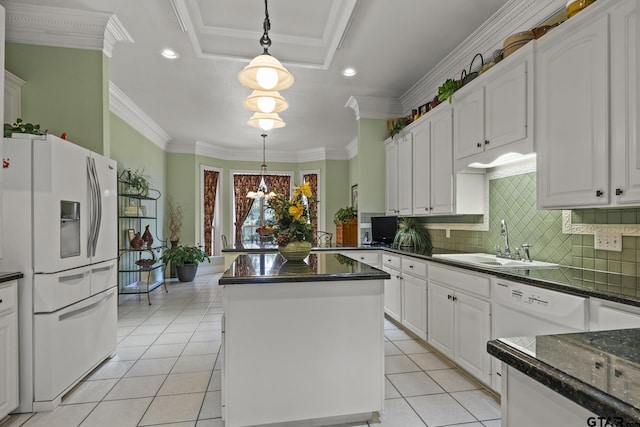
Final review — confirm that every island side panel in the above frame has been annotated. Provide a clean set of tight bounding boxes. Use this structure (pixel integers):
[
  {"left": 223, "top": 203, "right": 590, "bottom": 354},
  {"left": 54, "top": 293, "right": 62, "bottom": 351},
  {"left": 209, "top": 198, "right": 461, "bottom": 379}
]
[{"left": 222, "top": 279, "right": 384, "bottom": 427}]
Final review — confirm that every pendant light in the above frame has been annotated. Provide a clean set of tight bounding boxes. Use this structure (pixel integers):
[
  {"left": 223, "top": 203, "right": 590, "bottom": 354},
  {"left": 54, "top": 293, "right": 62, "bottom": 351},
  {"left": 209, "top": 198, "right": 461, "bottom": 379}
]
[
  {"left": 247, "top": 112, "right": 286, "bottom": 131},
  {"left": 237, "top": 0, "right": 295, "bottom": 92},
  {"left": 247, "top": 134, "right": 276, "bottom": 200},
  {"left": 243, "top": 89, "right": 288, "bottom": 114}
]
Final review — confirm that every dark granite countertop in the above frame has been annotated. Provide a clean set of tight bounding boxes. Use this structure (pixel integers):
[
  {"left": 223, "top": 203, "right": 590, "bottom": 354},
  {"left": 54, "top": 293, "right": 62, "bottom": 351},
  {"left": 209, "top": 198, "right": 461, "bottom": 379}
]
[
  {"left": 0, "top": 272, "right": 23, "bottom": 283},
  {"left": 219, "top": 252, "right": 390, "bottom": 285},
  {"left": 488, "top": 330, "right": 640, "bottom": 422},
  {"left": 222, "top": 245, "right": 640, "bottom": 307}
]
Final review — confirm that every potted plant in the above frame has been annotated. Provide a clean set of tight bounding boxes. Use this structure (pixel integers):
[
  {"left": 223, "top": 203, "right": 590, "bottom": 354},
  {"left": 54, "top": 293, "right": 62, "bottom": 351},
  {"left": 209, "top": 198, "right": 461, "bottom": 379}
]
[
  {"left": 393, "top": 217, "right": 433, "bottom": 253},
  {"left": 388, "top": 119, "right": 407, "bottom": 138},
  {"left": 333, "top": 206, "right": 358, "bottom": 246},
  {"left": 4, "top": 118, "right": 48, "bottom": 137},
  {"left": 437, "top": 78, "right": 461, "bottom": 103},
  {"left": 119, "top": 168, "right": 152, "bottom": 197},
  {"left": 160, "top": 244, "right": 210, "bottom": 282}
]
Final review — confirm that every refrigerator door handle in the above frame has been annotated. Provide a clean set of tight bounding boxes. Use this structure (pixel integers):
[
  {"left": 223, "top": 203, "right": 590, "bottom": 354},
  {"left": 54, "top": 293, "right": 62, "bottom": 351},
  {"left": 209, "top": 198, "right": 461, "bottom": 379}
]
[
  {"left": 86, "top": 157, "right": 94, "bottom": 257},
  {"left": 90, "top": 157, "right": 102, "bottom": 257}
]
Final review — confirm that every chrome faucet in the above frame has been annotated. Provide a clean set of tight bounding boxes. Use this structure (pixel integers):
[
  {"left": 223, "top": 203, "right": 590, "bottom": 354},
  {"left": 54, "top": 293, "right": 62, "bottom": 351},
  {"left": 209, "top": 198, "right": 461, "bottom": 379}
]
[
  {"left": 500, "top": 219, "right": 510, "bottom": 258},
  {"left": 521, "top": 243, "right": 532, "bottom": 262}
]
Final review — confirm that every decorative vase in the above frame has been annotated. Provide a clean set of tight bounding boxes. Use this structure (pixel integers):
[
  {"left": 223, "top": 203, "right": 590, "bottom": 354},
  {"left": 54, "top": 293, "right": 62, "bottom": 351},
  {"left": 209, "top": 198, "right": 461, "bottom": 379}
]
[
  {"left": 130, "top": 232, "right": 144, "bottom": 249},
  {"left": 277, "top": 241, "right": 312, "bottom": 262},
  {"left": 279, "top": 260, "right": 312, "bottom": 275},
  {"left": 142, "top": 225, "right": 153, "bottom": 248}
]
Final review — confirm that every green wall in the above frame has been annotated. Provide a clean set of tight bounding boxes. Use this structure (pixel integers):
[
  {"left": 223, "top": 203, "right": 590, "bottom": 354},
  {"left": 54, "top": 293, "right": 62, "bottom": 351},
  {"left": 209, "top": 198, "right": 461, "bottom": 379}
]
[
  {"left": 356, "top": 118, "right": 387, "bottom": 214},
  {"left": 5, "top": 43, "right": 108, "bottom": 155}
]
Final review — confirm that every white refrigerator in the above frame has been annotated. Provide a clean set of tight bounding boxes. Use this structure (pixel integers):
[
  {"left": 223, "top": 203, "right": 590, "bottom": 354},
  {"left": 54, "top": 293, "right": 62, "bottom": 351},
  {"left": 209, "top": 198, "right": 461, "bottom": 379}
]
[{"left": 0, "top": 134, "right": 118, "bottom": 412}]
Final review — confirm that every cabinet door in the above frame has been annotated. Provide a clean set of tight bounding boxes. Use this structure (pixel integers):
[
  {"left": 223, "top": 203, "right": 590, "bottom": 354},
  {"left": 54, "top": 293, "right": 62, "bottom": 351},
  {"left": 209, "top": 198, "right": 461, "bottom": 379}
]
[
  {"left": 427, "top": 282, "right": 454, "bottom": 357},
  {"left": 430, "top": 107, "right": 454, "bottom": 215},
  {"left": 401, "top": 274, "right": 427, "bottom": 340},
  {"left": 0, "top": 311, "right": 18, "bottom": 418},
  {"left": 454, "top": 86, "right": 485, "bottom": 161},
  {"left": 383, "top": 267, "right": 402, "bottom": 322},
  {"left": 397, "top": 134, "right": 413, "bottom": 215},
  {"left": 485, "top": 61, "right": 528, "bottom": 151},
  {"left": 385, "top": 141, "right": 399, "bottom": 215},
  {"left": 412, "top": 120, "right": 431, "bottom": 215},
  {"left": 454, "top": 292, "right": 491, "bottom": 385},
  {"left": 611, "top": 0, "right": 640, "bottom": 204},
  {"left": 536, "top": 14, "right": 609, "bottom": 208}
]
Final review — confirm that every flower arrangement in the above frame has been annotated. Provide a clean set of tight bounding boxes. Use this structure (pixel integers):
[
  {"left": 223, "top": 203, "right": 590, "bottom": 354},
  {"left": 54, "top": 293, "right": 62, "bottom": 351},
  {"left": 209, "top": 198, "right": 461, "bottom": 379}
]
[
  {"left": 257, "top": 224, "right": 276, "bottom": 236},
  {"left": 267, "top": 183, "right": 317, "bottom": 246}
]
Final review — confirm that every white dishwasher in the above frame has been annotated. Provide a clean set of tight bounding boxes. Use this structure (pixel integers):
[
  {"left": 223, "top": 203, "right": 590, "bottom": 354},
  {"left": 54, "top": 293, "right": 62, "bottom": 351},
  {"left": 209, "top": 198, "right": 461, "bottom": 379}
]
[{"left": 491, "top": 278, "right": 588, "bottom": 392}]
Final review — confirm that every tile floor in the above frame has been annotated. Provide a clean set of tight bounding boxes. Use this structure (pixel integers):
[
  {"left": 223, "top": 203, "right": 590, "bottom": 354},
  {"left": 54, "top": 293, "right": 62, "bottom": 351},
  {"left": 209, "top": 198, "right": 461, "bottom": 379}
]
[{"left": 2, "top": 274, "right": 501, "bottom": 427}]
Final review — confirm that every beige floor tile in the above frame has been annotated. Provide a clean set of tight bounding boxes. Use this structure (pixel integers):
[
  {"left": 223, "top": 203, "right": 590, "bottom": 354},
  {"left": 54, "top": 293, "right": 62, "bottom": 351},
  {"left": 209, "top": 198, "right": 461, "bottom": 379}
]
[
  {"left": 158, "top": 371, "right": 210, "bottom": 395},
  {"left": 384, "top": 329, "right": 414, "bottom": 341},
  {"left": 112, "top": 345, "right": 148, "bottom": 361},
  {"left": 384, "top": 319, "right": 399, "bottom": 330},
  {"left": 207, "top": 370, "right": 221, "bottom": 392},
  {"left": 183, "top": 341, "right": 221, "bottom": 356},
  {"left": 385, "top": 355, "right": 421, "bottom": 374},
  {"left": 387, "top": 372, "right": 444, "bottom": 397},
  {"left": 117, "top": 334, "right": 159, "bottom": 347},
  {"left": 378, "top": 398, "right": 426, "bottom": 427},
  {"left": 104, "top": 374, "right": 166, "bottom": 400},
  {"left": 22, "top": 402, "right": 96, "bottom": 427},
  {"left": 164, "top": 323, "right": 199, "bottom": 334},
  {"left": 198, "top": 391, "right": 222, "bottom": 419},
  {"left": 139, "top": 392, "right": 206, "bottom": 426},
  {"left": 195, "top": 322, "right": 219, "bottom": 332},
  {"left": 172, "top": 355, "right": 216, "bottom": 374},
  {"left": 385, "top": 377, "right": 401, "bottom": 399},
  {"left": 1, "top": 413, "right": 35, "bottom": 427},
  {"left": 172, "top": 314, "right": 205, "bottom": 324},
  {"left": 155, "top": 332, "right": 194, "bottom": 345},
  {"left": 87, "top": 360, "right": 135, "bottom": 380},
  {"left": 482, "top": 419, "right": 502, "bottom": 427},
  {"left": 451, "top": 390, "right": 501, "bottom": 421},
  {"left": 142, "top": 423, "right": 195, "bottom": 427},
  {"left": 393, "top": 339, "right": 431, "bottom": 355},
  {"left": 132, "top": 324, "right": 168, "bottom": 335},
  {"left": 62, "top": 378, "right": 118, "bottom": 404},
  {"left": 427, "top": 369, "right": 481, "bottom": 393},
  {"left": 195, "top": 419, "right": 224, "bottom": 427},
  {"left": 385, "top": 341, "right": 403, "bottom": 356},
  {"left": 142, "top": 343, "right": 187, "bottom": 359},
  {"left": 406, "top": 394, "right": 476, "bottom": 426},
  {"left": 80, "top": 397, "right": 152, "bottom": 427},
  {"left": 408, "top": 352, "right": 455, "bottom": 371},
  {"left": 190, "top": 331, "right": 218, "bottom": 342},
  {"left": 125, "top": 357, "right": 177, "bottom": 377}
]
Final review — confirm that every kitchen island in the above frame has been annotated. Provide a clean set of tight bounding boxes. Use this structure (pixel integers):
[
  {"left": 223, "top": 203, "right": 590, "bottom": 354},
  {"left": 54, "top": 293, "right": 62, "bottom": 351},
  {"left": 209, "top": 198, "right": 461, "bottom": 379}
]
[
  {"left": 488, "top": 330, "right": 640, "bottom": 427},
  {"left": 219, "top": 252, "right": 390, "bottom": 427}
]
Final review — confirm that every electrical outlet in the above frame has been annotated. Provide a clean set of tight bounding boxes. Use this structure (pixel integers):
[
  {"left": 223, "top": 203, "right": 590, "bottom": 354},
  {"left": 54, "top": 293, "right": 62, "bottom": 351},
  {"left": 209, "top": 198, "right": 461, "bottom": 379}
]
[{"left": 594, "top": 231, "right": 622, "bottom": 252}]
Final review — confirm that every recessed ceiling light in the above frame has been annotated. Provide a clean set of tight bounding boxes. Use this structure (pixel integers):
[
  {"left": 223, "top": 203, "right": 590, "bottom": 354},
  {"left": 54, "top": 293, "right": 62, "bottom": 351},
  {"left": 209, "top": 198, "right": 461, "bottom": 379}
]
[
  {"left": 342, "top": 67, "right": 356, "bottom": 77},
  {"left": 161, "top": 48, "right": 179, "bottom": 60}
]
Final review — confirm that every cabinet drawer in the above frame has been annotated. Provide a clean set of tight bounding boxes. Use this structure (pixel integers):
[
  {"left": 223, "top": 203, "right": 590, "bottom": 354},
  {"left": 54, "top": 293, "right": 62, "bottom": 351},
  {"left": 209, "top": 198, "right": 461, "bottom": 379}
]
[
  {"left": 382, "top": 253, "right": 401, "bottom": 269},
  {"left": 402, "top": 256, "right": 428, "bottom": 277},
  {"left": 342, "top": 251, "right": 380, "bottom": 268},
  {"left": 0, "top": 281, "right": 17, "bottom": 313},
  {"left": 429, "top": 264, "right": 490, "bottom": 298},
  {"left": 34, "top": 267, "right": 91, "bottom": 313},
  {"left": 90, "top": 260, "right": 117, "bottom": 295}
]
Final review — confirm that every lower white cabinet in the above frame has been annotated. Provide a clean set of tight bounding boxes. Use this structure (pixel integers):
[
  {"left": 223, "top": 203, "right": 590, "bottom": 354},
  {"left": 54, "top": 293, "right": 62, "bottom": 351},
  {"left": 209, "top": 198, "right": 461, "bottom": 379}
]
[
  {"left": 383, "top": 266, "right": 402, "bottom": 322},
  {"left": 340, "top": 250, "right": 380, "bottom": 268},
  {"left": 589, "top": 298, "right": 640, "bottom": 331},
  {"left": 401, "top": 273, "right": 427, "bottom": 340},
  {"left": 0, "top": 280, "right": 18, "bottom": 419},
  {"left": 428, "top": 265, "right": 492, "bottom": 386}
]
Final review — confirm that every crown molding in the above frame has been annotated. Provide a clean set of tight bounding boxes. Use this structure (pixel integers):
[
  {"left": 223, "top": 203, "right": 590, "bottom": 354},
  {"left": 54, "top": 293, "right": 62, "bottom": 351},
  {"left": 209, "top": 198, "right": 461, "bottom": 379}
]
[
  {"left": 401, "top": 0, "right": 566, "bottom": 111},
  {"left": 3, "top": 2, "right": 132, "bottom": 56},
  {"left": 109, "top": 81, "right": 171, "bottom": 150},
  {"left": 345, "top": 95, "right": 403, "bottom": 120},
  {"left": 345, "top": 137, "right": 358, "bottom": 159}
]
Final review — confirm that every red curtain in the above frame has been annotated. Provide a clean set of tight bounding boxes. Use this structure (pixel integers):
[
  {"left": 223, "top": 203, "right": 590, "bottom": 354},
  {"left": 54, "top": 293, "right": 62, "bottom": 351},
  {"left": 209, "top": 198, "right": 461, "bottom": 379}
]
[
  {"left": 233, "top": 174, "right": 261, "bottom": 244},
  {"left": 264, "top": 175, "right": 291, "bottom": 198},
  {"left": 203, "top": 170, "right": 219, "bottom": 256}
]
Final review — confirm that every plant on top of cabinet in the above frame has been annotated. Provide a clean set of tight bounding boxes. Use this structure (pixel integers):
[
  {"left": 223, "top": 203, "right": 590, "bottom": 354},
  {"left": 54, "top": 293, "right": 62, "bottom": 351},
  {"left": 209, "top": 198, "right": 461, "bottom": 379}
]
[
  {"left": 118, "top": 168, "right": 153, "bottom": 197},
  {"left": 167, "top": 196, "right": 183, "bottom": 245},
  {"left": 333, "top": 206, "right": 357, "bottom": 224},
  {"left": 438, "top": 78, "right": 460, "bottom": 103},
  {"left": 393, "top": 217, "right": 432, "bottom": 253},
  {"left": 4, "top": 118, "right": 47, "bottom": 137},
  {"left": 389, "top": 119, "right": 408, "bottom": 138}
]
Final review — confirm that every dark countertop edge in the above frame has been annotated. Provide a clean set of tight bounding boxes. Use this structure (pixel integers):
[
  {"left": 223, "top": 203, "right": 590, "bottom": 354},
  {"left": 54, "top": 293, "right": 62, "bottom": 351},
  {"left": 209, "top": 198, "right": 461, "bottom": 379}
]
[
  {"left": 487, "top": 339, "right": 640, "bottom": 423},
  {"left": 0, "top": 272, "right": 24, "bottom": 283},
  {"left": 223, "top": 246, "right": 640, "bottom": 307},
  {"left": 220, "top": 271, "right": 390, "bottom": 285}
]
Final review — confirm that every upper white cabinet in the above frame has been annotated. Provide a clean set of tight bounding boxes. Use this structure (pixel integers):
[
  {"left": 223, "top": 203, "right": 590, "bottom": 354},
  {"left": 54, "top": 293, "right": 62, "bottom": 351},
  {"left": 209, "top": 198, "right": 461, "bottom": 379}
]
[
  {"left": 386, "top": 104, "right": 484, "bottom": 217},
  {"left": 537, "top": 0, "right": 640, "bottom": 208},
  {"left": 453, "top": 42, "right": 534, "bottom": 171}
]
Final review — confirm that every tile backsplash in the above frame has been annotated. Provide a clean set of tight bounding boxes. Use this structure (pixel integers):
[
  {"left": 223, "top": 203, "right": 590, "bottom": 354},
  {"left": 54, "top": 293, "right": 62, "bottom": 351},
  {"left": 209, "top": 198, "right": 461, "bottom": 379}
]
[{"left": 427, "top": 171, "right": 640, "bottom": 276}]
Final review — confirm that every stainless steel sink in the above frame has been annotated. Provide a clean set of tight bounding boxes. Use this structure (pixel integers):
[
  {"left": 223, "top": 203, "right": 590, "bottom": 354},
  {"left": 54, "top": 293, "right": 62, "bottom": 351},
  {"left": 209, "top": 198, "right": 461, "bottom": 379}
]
[{"left": 433, "top": 253, "right": 558, "bottom": 269}]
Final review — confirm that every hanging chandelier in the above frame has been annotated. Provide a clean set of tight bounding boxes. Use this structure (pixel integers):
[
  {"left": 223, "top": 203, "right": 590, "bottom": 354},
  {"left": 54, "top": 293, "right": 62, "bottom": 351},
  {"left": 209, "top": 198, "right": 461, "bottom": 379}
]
[
  {"left": 247, "top": 133, "right": 276, "bottom": 199},
  {"left": 239, "top": 0, "right": 293, "bottom": 130}
]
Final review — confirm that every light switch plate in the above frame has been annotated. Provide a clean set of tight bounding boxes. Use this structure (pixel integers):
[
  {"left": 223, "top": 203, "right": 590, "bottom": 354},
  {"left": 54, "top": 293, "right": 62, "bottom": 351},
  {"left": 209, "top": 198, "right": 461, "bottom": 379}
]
[{"left": 594, "top": 231, "right": 622, "bottom": 252}]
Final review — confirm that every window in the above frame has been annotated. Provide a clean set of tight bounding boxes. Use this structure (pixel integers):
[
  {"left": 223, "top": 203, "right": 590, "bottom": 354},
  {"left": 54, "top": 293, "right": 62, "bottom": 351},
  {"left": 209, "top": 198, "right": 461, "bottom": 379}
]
[{"left": 201, "top": 166, "right": 221, "bottom": 255}]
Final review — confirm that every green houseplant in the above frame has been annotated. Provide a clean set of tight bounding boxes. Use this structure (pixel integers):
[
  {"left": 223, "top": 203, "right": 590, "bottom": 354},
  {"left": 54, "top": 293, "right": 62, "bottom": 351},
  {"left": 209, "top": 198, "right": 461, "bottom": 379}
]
[
  {"left": 333, "top": 206, "right": 358, "bottom": 246},
  {"left": 119, "top": 168, "right": 152, "bottom": 197},
  {"left": 333, "top": 206, "right": 357, "bottom": 224},
  {"left": 4, "top": 118, "right": 48, "bottom": 137},
  {"left": 160, "top": 245, "right": 210, "bottom": 282},
  {"left": 437, "top": 78, "right": 461, "bottom": 103},
  {"left": 393, "top": 217, "right": 433, "bottom": 253}
]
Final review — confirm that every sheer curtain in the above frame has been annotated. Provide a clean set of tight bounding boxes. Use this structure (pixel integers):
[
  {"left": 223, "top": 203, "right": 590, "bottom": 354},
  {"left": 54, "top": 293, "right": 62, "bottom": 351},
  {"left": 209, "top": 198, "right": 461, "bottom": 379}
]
[
  {"left": 233, "top": 174, "right": 261, "bottom": 245},
  {"left": 202, "top": 170, "right": 219, "bottom": 256}
]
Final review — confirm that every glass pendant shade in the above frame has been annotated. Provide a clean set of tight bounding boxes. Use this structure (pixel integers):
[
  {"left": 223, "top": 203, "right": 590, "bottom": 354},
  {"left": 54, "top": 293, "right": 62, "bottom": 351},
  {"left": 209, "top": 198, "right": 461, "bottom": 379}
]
[
  {"left": 238, "top": 54, "right": 295, "bottom": 91},
  {"left": 243, "top": 90, "right": 288, "bottom": 113},
  {"left": 247, "top": 134, "right": 277, "bottom": 200},
  {"left": 247, "top": 112, "right": 285, "bottom": 130}
]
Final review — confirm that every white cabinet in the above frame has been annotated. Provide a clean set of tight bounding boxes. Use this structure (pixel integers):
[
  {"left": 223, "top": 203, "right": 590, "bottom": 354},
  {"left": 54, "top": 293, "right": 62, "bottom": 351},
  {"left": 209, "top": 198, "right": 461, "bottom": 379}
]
[
  {"left": 454, "top": 42, "right": 533, "bottom": 171},
  {"left": 428, "top": 264, "right": 491, "bottom": 385},
  {"left": 589, "top": 298, "right": 640, "bottom": 331},
  {"left": 339, "top": 250, "right": 380, "bottom": 268},
  {"left": 0, "top": 280, "right": 18, "bottom": 419},
  {"left": 537, "top": 0, "right": 640, "bottom": 208},
  {"left": 401, "top": 257, "right": 427, "bottom": 340},
  {"left": 385, "top": 140, "right": 399, "bottom": 215},
  {"left": 382, "top": 254, "right": 402, "bottom": 322}
]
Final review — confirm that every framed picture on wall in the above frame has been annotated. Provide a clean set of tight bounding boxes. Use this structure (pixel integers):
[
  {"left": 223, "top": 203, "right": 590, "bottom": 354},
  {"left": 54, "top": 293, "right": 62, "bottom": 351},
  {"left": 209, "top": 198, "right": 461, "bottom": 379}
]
[{"left": 351, "top": 184, "right": 358, "bottom": 210}]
